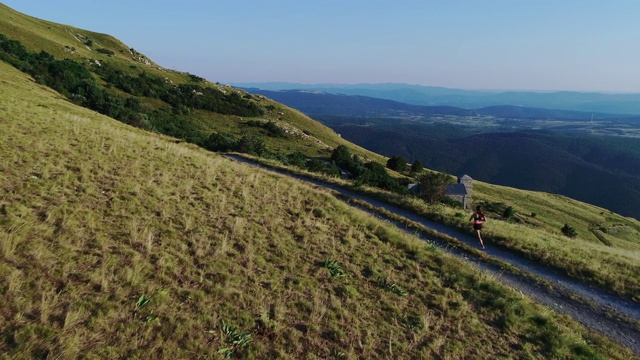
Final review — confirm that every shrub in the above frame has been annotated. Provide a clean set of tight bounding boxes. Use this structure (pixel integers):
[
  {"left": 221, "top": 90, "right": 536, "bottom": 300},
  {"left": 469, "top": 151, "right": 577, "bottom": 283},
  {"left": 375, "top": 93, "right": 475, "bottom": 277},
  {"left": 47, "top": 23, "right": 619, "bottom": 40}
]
[
  {"left": 189, "top": 74, "right": 204, "bottom": 82},
  {"left": 96, "top": 48, "right": 115, "bottom": 55},
  {"left": 561, "top": 223, "right": 577, "bottom": 238},
  {"left": 263, "top": 121, "right": 286, "bottom": 137},
  {"left": 331, "top": 145, "right": 352, "bottom": 167},
  {"left": 245, "top": 120, "right": 286, "bottom": 137},
  {"left": 305, "top": 159, "right": 340, "bottom": 177},
  {"left": 236, "top": 135, "right": 266, "bottom": 156},
  {"left": 503, "top": 206, "right": 515, "bottom": 219},
  {"left": 285, "top": 151, "right": 307, "bottom": 167},
  {"left": 386, "top": 155, "right": 408, "bottom": 172},
  {"left": 330, "top": 146, "right": 404, "bottom": 192},
  {"left": 202, "top": 132, "right": 237, "bottom": 152}
]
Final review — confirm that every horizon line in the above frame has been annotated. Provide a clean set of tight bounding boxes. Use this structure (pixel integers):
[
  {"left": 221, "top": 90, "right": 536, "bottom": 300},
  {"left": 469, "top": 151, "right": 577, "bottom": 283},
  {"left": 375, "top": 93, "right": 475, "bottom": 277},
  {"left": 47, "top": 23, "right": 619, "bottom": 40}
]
[{"left": 227, "top": 81, "right": 640, "bottom": 95}]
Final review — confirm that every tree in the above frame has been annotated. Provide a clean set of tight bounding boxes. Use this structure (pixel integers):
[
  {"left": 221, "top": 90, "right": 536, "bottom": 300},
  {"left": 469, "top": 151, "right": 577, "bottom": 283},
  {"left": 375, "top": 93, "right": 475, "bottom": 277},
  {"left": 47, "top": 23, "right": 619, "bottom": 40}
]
[
  {"left": 386, "top": 155, "right": 408, "bottom": 172},
  {"left": 349, "top": 154, "right": 367, "bottom": 177},
  {"left": 410, "top": 160, "right": 424, "bottom": 173},
  {"left": 417, "top": 171, "right": 453, "bottom": 204},
  {"left": 331, "top": 145, "right": 352, "bottom": 167}
]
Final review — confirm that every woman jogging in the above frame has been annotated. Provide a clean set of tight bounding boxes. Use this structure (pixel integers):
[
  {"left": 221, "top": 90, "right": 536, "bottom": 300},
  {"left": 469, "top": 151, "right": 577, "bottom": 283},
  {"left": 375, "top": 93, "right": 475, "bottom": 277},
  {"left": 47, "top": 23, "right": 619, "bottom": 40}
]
[{"left": 470, "top": 206, "right": 486, "bottom": 249}]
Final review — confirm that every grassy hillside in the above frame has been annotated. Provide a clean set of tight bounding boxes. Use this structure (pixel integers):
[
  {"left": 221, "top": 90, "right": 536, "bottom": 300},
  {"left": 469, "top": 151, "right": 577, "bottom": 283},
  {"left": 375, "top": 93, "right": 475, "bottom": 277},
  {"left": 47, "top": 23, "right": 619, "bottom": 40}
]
[
  {"left": 471, "top": 181, "right": 640, "bottom": 300},
  {"left": 374, "top": 176, "right": 640, "bottom": 301},
  {"left": 0, "top": 49, "right": 634, "bottom": 359},
  {"left": 0, "top": 3, "right": 163, "bottom": 77},
  {"left": 0, "top": 3, "right": 384, "bottom": 164},
  {"left": 3, "top": 0, "right": 633, "bottom": 305}
]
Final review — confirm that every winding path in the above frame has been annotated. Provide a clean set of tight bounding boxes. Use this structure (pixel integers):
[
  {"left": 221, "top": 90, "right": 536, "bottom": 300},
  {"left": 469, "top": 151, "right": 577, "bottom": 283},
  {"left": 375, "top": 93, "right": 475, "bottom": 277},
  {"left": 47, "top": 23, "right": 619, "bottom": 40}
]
[{"left": 226, "top": 154, "right": 640, "bottom": 354}]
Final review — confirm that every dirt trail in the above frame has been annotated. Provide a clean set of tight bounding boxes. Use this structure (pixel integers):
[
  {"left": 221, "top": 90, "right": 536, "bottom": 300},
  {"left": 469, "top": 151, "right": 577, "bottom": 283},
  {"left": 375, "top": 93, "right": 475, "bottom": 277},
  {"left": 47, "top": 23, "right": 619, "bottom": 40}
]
[{"left": 226, "top": 155, "right": 640, "bottom": 354}]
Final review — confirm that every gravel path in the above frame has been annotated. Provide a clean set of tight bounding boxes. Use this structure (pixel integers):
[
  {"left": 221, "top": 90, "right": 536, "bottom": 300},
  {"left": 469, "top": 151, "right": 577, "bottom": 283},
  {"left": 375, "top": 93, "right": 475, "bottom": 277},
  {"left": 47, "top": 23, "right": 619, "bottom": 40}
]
[{"left": 226, "top": 155, "right": 640, "bottom": 354}]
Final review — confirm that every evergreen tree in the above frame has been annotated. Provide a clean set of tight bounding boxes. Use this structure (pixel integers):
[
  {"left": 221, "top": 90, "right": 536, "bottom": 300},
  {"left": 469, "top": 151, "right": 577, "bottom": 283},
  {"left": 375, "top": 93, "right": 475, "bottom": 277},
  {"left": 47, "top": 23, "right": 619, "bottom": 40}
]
[
  {"left": 331, "top": 145, "right": 352, "bottom": 167},
  {"left": 411, "top": 160, "right": 423, "bottom": 173},
  {"left": 386, "top": 155, "right": 408, "bottom": 172}
]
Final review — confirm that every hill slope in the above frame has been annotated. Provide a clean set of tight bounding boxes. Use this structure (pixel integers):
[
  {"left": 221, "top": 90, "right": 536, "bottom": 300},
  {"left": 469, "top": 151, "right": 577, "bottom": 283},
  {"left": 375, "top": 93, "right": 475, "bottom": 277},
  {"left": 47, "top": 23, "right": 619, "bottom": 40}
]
[
  {"left": 2, "top": 55, "right": 632, "bottom": 359},
  {"left": 0, "top": 5, "right": 636, "bottom": 358},
  {"left": 3, "top": 2, "right": 639, "bottom": 299},
  {"left": 0, "top": 3, "right": 383, "bottom": 164}
]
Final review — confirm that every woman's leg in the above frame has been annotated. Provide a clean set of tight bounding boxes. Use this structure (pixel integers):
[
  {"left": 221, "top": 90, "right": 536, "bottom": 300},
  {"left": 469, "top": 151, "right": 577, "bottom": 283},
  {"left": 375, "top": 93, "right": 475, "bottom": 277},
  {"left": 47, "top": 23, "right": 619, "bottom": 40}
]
[{"left": 476, "top": 230, "right": 485, "bottom": 249}]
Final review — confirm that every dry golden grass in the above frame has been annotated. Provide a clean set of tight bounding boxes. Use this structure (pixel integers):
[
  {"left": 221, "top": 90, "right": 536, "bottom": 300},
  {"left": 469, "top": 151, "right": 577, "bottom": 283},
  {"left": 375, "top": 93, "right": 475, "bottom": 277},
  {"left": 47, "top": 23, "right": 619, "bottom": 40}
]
[
  {"left": 0, "top": 57, "right": 635, "bottom": 359},
  {"left": 246, "top": 153, "right": 640, "bottom": 301},
  {"left": 472, "top": 181, "right": 640, "bottom": 300},
  {"left": 2, "top": 0, "right": 637, "bottom": 308}
]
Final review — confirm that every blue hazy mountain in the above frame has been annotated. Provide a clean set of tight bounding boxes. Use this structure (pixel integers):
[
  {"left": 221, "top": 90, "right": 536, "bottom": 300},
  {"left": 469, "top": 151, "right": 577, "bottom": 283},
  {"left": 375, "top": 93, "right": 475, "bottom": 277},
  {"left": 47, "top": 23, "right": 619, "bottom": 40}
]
[
  {"left": 234, "top": 82, "right": 640, "bottom": 115},
  {"left": 241, "top": 88, "right": 637, "bottom": 121}
]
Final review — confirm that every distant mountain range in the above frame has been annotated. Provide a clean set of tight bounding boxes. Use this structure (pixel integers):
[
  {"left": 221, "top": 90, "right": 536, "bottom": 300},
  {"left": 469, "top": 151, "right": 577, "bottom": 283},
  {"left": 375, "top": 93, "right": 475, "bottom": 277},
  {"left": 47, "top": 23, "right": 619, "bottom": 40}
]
[
  {"left": 235, "top": 82, "right": 640, "bottom": 115},
  {"left": 241, "top": 88, "right": 640, "bottom": 121},
  {"left": 242, "top": 89, "right": 476, "bottom": 117}
]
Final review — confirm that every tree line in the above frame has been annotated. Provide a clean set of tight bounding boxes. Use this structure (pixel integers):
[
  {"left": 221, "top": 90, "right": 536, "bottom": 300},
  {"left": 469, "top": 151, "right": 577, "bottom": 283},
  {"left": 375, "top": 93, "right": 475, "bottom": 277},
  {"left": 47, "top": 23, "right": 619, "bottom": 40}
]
[{"left": 0, "top": 33, "right": 262, "bottom": 141}]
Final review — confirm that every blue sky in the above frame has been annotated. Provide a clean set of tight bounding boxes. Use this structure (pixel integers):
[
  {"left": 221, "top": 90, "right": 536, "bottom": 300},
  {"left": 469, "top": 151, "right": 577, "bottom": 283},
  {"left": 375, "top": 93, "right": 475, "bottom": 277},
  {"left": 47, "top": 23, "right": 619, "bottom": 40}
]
[{"left": 3, "top": 0, "right": 640, "bottom": 92}]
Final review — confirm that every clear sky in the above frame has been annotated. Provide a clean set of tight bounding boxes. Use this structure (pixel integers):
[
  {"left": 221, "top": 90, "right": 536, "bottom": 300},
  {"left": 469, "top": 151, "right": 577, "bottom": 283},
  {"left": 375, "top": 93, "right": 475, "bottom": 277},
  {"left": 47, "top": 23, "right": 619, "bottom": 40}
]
[{"left": 3, "top": 0, "right": 640, "bottom": 92}]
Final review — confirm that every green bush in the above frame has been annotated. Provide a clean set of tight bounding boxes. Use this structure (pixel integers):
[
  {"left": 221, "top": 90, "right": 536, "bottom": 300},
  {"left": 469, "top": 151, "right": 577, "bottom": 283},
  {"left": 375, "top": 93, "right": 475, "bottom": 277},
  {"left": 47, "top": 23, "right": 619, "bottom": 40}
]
[
  {"left": 561, "top": 223, "right": 577, "bottom": 238},
  {"left": 330, "top": 145, "right": 404, "bottom": 192},
  {"left": 386, "top": 155, "right": 408, "bottom": 172},
  {"left": 96, "top": 48, "right": 114, "bottom": 55},
  {"left": 503, "top": 206, "right": 515, "bottom": 219},
  {"left": 203, "top": 132, "right": 238, "bottom": 152}
]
